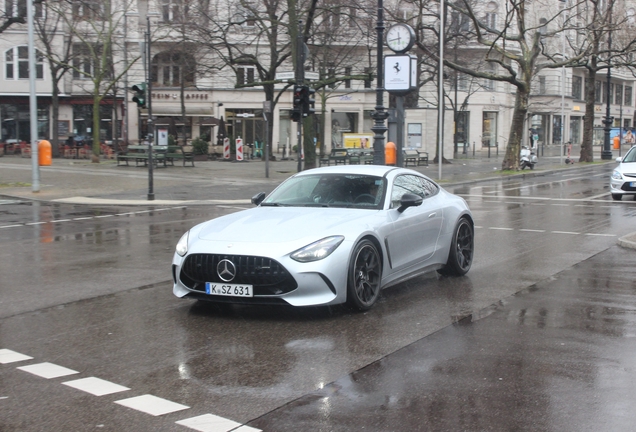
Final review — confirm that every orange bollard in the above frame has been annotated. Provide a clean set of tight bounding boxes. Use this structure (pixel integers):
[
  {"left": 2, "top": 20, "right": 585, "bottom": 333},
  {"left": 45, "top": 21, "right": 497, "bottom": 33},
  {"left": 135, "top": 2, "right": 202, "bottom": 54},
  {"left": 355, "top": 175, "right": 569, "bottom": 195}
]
[
  {"left": 385, "top": 141, "right": 396, "bottom": 165},
  {"left": 38, "top": 140, "right": 52, "bottom": 166},
  {"left": 613, "top": 136, "right": 620, "bottom": 149}
]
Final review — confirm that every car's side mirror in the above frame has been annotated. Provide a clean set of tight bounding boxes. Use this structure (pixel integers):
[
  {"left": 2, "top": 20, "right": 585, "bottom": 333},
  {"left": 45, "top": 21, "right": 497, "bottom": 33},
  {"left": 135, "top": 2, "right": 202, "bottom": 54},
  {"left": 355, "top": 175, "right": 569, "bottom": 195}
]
[
  {"left": 251, "top": 192, "right": 266, "bottom": 206},
  {"left": 397, "top": 193, "right": 423, "bottom": 213},
  {"left": 616, "top": 157, "right": 623, "bottom": 162}
]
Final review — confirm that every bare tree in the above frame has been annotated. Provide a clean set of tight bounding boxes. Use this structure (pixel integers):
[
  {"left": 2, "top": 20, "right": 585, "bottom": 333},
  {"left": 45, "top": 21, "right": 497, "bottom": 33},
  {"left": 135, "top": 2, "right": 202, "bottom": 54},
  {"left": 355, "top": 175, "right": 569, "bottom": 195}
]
[
  {"left": 35, "top": 0, "right": 74, "bottom": 157},
  {"left": 63, "top": 0, "right": 138, "bottom": 162},
  {"left": 415, "top": 0, "right": 585, "bottom": 170}
]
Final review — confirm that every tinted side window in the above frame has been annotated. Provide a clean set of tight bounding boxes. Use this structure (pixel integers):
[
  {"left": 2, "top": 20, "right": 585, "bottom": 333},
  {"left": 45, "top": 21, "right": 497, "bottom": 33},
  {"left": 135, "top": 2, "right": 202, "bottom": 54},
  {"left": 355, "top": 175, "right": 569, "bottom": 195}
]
[{"left": 391, "top": 175, "right": 439, "bottom": 208}]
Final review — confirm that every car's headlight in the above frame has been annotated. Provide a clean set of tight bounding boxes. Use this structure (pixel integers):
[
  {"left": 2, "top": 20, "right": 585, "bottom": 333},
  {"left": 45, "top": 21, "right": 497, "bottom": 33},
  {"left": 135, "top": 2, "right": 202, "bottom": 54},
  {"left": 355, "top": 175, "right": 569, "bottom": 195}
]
[
  {"left": 612, "top": 170, "right": 623, "bottom": 180},
  {"left": 176, "top": 231, "right": 189, "bottom": 257},
  {"left": 291, "top": 236, "right": 345, "bottom": 262}
]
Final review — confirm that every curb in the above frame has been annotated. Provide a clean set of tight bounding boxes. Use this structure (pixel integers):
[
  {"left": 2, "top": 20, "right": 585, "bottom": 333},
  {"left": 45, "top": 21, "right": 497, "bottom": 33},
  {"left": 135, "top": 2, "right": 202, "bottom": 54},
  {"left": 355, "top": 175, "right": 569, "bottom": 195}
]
[{"left": 618, "top": 233, "right": 636, "bottom": 250}]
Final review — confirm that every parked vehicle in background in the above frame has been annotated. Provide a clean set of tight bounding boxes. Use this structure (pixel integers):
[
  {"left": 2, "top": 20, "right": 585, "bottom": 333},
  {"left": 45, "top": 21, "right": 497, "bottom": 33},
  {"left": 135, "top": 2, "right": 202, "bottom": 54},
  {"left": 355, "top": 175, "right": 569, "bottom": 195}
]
[
  {"left": 610, "top": 146, "right": 636, "bottom": 201},
  {"left": 520, "top": 146, "right": 537, "bottom": 170}
]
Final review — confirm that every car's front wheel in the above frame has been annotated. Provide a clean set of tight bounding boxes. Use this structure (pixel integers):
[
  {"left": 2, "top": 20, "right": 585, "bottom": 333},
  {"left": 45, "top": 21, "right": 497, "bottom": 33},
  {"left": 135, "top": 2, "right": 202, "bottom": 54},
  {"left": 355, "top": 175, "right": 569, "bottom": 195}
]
[
  {"left": 346, "top": 239, "right": 382, "bottom": 311},
  {"left": 612, "top": 193, "right": 622, "bottom": 201},
  {"left": 438, "top": 217, "right": 474, "bottom": 276}
]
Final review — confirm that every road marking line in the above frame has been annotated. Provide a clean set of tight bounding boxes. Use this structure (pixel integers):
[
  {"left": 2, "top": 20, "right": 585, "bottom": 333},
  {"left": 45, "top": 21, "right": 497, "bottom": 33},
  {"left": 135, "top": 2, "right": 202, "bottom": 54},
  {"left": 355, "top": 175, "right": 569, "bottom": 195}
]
[
  {"left": 25, "top": 222, "right": 45, "bottom": 225},
  {"left": 63, "top": 377, "right": 130, "bottom": 396},
  {"left": 0, "top": 224, "right": 23, "bottom": 228},
  {"left": 489, "top": 227, "right": 514, "bottom": 231},
  {"left": 519, "top": 229, "right": 546, "bottom": 232},
  {"left": 72, "top": 217, "right": 94, "bottom": 220},
  {"left": 115, "top": 394, "right": 189, "bottom": 416},
  {"left": 17, "top": 362, "right": 79, "bottom": 379},
  {"left": 0, "top": 349, "right": 33, "bottom": 364},
  {"left": 585, "top": 233, "right": 617, "bottom": 237},
  {"left": 551, "top": 231, "right": 579, "bottom": 235},
  {"left": 176, "top": 413, "right": 261, "bottom": 432}
]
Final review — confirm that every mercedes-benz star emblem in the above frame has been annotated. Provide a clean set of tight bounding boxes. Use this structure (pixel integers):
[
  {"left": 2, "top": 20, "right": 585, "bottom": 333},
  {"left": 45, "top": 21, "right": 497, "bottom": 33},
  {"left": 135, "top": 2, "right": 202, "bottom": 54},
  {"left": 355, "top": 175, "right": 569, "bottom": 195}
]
[{"left": 217, "top": 259, "right": 237, "bottom": 282}]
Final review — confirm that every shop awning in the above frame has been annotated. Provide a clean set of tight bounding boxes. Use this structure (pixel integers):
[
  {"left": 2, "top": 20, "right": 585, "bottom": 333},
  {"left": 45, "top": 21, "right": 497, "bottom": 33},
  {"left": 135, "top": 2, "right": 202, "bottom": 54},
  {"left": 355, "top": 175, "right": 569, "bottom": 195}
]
[{"left": 146, "top": 106, "right": 214, "bottom": 116}]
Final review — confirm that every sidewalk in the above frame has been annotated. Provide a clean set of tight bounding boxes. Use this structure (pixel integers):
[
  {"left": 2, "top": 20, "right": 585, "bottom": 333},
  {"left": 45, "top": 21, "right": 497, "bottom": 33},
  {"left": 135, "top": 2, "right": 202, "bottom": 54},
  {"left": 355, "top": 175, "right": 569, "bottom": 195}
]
[{"left": 0, "top": 144, "right": 619, "bottom": 205}]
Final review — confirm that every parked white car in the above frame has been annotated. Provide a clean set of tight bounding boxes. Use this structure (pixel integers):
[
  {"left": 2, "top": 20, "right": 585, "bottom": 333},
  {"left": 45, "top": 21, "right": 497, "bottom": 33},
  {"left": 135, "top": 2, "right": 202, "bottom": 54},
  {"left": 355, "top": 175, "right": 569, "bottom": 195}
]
[{"left": 610, "top": 146, "right": 636, "bottom": 201}]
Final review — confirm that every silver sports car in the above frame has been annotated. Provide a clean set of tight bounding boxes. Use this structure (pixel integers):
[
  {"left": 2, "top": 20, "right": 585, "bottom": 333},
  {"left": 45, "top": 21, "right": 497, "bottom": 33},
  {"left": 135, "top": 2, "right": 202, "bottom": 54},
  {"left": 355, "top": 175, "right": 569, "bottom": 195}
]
[{"left": 172, "top": 165, "right": 474, "bottom": 311}]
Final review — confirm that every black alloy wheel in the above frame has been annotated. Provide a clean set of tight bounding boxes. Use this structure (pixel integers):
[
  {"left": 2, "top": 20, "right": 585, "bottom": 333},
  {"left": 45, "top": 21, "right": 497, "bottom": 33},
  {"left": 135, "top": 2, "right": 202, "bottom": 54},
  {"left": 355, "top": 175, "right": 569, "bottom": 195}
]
[
  {"left": 439, "top": 217, "right": 474, "bottom": 276},
  {"left": 346, "top": 239, "right": 382, "bottom": 311}
]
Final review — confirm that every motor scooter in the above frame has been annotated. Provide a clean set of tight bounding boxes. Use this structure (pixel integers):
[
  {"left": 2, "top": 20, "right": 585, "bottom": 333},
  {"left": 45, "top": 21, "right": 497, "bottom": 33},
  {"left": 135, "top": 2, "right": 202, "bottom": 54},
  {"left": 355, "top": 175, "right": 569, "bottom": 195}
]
[{"left": 520, "top": 146, "right": 538, "bottom": 170}]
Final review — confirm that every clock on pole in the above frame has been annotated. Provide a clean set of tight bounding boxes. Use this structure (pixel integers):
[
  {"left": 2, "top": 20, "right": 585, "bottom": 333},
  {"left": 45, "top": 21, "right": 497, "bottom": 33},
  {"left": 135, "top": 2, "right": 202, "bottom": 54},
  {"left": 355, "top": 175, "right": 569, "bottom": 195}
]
[{"left": 386, "top": 23, "right": 415, "bottom": 53}]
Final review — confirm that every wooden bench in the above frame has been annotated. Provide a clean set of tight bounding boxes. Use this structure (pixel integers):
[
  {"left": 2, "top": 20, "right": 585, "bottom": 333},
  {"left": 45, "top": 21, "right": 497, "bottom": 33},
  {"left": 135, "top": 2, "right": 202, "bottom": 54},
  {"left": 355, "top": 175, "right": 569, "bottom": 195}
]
[
  {"left": 403, "top": 149, "right": 429, "bottom": 167},
  {"left": 328, "top": 148, "right": 349, "bottom": 165},
  {"left": 403, "top": 149, "right": 419, "bottom": 167},
  {"left": 416, "top": 150, "right": 429, "bottom": 166},
  {"left": 117, "top": 145, "right": 167, "bottom": 167},
  {"left": 347, "top": 149, "right": 374, "bottom": 165}
]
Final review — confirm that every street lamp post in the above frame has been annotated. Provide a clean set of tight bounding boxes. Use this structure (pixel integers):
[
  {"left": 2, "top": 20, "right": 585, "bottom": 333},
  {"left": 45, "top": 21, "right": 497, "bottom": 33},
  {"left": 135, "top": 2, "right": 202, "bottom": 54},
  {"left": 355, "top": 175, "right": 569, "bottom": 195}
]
[
  {"left": 371, "top": 0, "right": 388, "bottom": 165},
  {"left": 601, "top": 1, "right": 614, "bottom": 160},
  {"left": 146, "top": 15, "right": 155, "bottom": 200},
  {"left": 560, "top": 0, "right": 566, "bottom": 165},
  {"left": 438, "top": 0, "right": 445, "bottom": 179}
]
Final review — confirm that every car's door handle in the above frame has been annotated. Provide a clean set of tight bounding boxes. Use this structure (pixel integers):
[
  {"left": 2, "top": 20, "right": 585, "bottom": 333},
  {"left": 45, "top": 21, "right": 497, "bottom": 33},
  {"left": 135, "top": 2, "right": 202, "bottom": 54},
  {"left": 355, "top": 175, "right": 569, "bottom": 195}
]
[{"left": 428, "top": 212, "right": 436, "bottom": 218}]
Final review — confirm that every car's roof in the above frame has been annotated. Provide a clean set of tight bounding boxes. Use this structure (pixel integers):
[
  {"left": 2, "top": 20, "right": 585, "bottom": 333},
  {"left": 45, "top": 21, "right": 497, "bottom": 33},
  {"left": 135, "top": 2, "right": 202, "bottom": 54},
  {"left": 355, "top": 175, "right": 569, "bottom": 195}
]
[{"left": 297, "top": 164, "right": 412, "bottom": 177}]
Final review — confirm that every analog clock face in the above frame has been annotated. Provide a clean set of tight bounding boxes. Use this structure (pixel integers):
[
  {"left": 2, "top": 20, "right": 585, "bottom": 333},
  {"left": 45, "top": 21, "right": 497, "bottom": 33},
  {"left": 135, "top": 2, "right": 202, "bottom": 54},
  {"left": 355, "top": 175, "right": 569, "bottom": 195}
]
[{"left": 386, "top": 24, "right": 414, "bottom": 53}]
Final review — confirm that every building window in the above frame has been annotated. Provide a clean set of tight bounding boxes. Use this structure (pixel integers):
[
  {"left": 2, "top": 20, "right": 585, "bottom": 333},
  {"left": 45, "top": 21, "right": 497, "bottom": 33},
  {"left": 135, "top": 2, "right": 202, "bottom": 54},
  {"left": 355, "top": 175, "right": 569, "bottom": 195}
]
[
  {"left": 626, "top": 86, "right": 633, "bottom": 106},
  {"left": 72, "top": 44, "right": 99, "bottom": 79},
  {"left": 72, "top": 0, "right": 106, "bottom": 20},
  {"left": 344, "top": 67, "right": 351, "bottom": 89},
  {"left": 538, "top": 18, "right": 548, "bottom": 35},
  {"left": 364, "top": 67, "right": 372, "bottom": 89},
  {"left": 152, "top": 52, "right": 196, "bottom": 87},
  {"left": 572, "top": 75, "right": 582, "bottom": 99},
  {"left": 236, "top": 66, "right": 255, "bottom": 86},
  {"left": 594, "top": 80, "right": 602, "bottom": 103},
  {"left": 451, "top": 11, "right": 470, "bottom": 33},
  {"left": 328, "top": 65, "right": 336, "bottom": 89},
  {"left": 6, "top": 0, "right": 42, "bottom": 18},
  {"left": 235, "top": 2, "right": 256, "bottom": 27},
  {"left": 5, "top": 46, "right": 43, "bottom": 80},
  {"left": 538, "top": 76, "right": 546, "bottom": 95},
  {"left": 484, "top": 2, "right": 498, "bottom": 29},
  {"left": 616, "top": 84, "right": 623, "bottom": 106},
  {"left": 162, "top": 0, "right": 189, "bottom": 22}
]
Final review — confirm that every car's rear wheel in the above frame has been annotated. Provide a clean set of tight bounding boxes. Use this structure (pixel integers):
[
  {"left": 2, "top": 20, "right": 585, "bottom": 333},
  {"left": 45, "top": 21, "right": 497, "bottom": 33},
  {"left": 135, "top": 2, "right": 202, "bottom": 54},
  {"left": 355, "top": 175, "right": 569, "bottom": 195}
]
[
  {"left": 346, "top": 239, "right": 382, "bottom": 311},
  {"left": 438, "top": 217, "right": 474, "bottom": 276},
  {"left": 612, "top": 193, "right": 622, "bottom": 201}
]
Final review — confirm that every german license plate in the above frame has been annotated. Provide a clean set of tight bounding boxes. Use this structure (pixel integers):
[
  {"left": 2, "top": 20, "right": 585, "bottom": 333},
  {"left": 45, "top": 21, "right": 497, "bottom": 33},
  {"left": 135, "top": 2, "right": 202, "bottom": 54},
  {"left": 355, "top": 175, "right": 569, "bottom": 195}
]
[
  {"left": 631, "top": 182, "right": 636, "bottom": 187},
  {"left": 205, "top": 282, "right": 253, "bottom": 297}
]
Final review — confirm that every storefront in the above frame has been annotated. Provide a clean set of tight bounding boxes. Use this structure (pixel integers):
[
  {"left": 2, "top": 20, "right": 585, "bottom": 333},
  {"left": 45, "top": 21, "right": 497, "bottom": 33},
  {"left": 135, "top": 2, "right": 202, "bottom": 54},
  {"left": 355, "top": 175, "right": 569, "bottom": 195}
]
[{"left": 0, "top": 97, "right": 49, "bottom": 143}]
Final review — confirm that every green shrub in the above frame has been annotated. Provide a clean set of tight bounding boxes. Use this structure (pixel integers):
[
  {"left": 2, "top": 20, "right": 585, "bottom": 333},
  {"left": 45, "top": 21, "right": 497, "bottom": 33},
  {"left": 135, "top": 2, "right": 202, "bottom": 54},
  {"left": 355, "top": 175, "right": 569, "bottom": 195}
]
[{"left": 191, "top": 136, "right": 209, "bottom": 155}]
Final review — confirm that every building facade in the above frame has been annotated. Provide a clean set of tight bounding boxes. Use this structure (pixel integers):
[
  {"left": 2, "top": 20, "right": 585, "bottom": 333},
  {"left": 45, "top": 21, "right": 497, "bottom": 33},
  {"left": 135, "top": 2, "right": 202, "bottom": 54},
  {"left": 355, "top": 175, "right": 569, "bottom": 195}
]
[{"left": 1, "top": 0, "right": 634, "bottom": 158}]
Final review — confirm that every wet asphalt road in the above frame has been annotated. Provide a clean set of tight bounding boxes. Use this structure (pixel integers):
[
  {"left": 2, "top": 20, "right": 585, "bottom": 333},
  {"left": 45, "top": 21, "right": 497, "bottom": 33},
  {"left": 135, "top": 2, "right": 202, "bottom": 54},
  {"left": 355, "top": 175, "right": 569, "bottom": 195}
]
[{"left": 1, "top": 163, "right": 636, "bottom": 431}]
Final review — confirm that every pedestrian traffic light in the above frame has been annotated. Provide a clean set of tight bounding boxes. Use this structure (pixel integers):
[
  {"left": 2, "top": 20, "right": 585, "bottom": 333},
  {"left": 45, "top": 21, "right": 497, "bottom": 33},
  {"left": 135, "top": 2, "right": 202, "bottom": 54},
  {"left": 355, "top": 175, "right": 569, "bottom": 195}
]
[
  {"left": 132, "top": 83, "right": 147, "bottom": 108},
  {"left": 292, "top": 85, "right": 303, "bottom": 122},
  {"left": 303, "top": 86, "right": 315, "bottom": 117}
]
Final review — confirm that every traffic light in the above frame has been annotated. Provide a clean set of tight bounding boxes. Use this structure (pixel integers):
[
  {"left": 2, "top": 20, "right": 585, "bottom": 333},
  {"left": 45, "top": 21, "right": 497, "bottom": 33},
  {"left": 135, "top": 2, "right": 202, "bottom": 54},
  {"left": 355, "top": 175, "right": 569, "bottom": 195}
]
[
  {"left": 132, "top": 83, "right": 147, "bottom": 108},
  {"left": 292, "top": 85, "right": 303, "bottom": 122},
  {"left": 303, "top": 86, "right": 315, "bottom": 117}
]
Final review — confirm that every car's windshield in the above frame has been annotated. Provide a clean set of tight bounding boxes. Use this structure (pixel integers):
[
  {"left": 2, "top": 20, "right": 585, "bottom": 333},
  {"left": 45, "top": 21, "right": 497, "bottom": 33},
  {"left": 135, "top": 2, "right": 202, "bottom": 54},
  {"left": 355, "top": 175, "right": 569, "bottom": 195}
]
[
  {"left": 263, "top": 174, "right": 386, "bottom": 209},
  {"left": 622, "top": 147, "right": 636, "bottom": 163}
]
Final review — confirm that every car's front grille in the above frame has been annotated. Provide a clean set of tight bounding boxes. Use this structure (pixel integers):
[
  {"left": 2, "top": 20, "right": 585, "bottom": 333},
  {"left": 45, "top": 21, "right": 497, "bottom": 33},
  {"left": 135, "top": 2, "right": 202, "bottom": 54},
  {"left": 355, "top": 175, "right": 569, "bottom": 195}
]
[
  {"left": 621, "top": 183, "right": 636, "bottom": 191},
  {"left": 180, "top": 253, "right": 297, "bottom": 296}
]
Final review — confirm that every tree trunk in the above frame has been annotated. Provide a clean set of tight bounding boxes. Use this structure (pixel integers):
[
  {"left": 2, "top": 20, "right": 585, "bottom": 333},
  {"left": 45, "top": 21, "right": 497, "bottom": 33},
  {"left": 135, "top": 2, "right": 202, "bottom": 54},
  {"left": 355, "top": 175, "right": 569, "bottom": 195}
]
[
  {"left": 502, "top": 88, "right": 530, "bottom": 170},
  {"left": 581, "top": 68, "right": 596, "bottom": 162},
  {"left": 51, "top": 85, "right": 60, "bottom": 157},
  {"left": 92, "top": 96, "right": 101, "bottom": 163},
  {"left": 303, "top": 115, "right": 316, "bottom": 169}
]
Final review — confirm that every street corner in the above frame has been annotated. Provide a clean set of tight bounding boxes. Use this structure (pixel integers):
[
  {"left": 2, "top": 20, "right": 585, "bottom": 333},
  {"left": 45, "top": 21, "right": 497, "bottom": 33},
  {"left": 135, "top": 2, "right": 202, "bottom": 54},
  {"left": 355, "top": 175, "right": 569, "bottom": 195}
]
[{"left": 618, "top": 232, "right": 636, "bottom": 250}]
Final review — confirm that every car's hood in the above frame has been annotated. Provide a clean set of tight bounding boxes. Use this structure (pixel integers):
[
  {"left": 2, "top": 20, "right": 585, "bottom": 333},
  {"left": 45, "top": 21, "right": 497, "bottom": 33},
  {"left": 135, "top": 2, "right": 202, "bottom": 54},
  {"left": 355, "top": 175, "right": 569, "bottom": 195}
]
[{"left": 197, "top": 206, "right": 380, "bottom": 243}]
